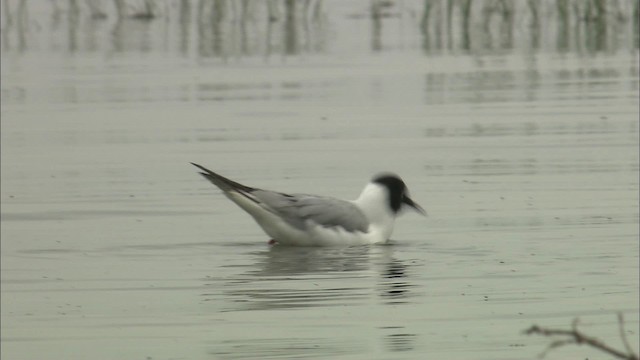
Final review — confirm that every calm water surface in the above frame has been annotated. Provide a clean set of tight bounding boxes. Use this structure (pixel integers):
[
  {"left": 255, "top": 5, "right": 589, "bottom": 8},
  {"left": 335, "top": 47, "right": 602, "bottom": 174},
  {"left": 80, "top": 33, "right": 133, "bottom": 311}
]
[{"left": 2, "top": 2, "right": 639, "bottom": 359}]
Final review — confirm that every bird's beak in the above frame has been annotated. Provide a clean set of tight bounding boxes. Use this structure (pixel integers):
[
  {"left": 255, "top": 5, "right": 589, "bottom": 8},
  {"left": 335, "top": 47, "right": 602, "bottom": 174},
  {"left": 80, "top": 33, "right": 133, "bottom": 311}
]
[{"left": 403, "top": 195, "right": 426, "bottom": 216}]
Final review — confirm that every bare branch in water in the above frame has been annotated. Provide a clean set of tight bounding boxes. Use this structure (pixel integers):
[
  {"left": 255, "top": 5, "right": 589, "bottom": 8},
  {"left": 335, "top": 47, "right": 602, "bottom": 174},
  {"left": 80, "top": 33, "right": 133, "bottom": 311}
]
[
  {"left": 619, "top": 313, "right": 636, "bottom": 359},
  {"left": 524, "top": 313, "right": 638, "bottom": 360}
]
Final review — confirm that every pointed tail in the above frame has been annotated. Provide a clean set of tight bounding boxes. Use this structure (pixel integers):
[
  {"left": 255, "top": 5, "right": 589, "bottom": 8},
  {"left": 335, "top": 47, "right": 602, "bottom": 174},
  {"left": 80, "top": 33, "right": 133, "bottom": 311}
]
[{"left": 191, "top": 163, "right": 255, "bottom": 193}]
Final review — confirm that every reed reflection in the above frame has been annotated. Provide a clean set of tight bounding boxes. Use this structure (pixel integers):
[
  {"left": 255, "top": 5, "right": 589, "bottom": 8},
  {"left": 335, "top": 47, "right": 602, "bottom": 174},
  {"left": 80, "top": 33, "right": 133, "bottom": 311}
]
[
  {"left": 196, "top": 0, "right": 226, "bottom": 58},
  {"left": 1, "top": 0, "right": 635, "bottom": 56},
  {"left": 111, "top": 18, "right": 154, "bottom": 53},
  {"left": 284, "top": 0, "right": 298, "bottom": 55},
  {"left": 179, "top": 0, "right": 191, "bottom": 55},
  {"left": 370, "top": 0, "right": 383, "bottom": 51},
  {"left": 418, "top": 0, "right": 636, "bottom": 54},
  {"left": 68, "top": 0, "right": 80, "bottom": 53},
  {"left": 1, "top": 0, "right": 29, "bottom": 52}
]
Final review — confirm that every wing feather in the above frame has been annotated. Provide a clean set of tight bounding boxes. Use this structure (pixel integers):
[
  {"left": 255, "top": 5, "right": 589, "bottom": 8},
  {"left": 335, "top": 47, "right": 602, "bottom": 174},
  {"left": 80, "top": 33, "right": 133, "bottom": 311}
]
[
  {"left": 253, "top": 191, "right": 369, "bottom": 233},
  {"left": 191, "top": 163, "right": 369, "bottom": 233}
]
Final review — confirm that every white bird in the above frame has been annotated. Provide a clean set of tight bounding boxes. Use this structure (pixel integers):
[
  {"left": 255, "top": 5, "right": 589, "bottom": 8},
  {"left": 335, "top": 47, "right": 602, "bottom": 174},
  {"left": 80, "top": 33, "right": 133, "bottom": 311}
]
[{"left": 192, "top": 163, "right": 425, "bottom": 246}]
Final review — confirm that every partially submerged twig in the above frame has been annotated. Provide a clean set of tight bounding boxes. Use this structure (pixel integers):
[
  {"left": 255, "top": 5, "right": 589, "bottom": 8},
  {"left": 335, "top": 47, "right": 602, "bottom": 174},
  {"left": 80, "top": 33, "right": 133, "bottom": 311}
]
[
  {"left": 524, "top": 313, "right": 638, "bottom": 360},
  {"left": 619, "top": 313, "right": 636, "bottom": 359}
]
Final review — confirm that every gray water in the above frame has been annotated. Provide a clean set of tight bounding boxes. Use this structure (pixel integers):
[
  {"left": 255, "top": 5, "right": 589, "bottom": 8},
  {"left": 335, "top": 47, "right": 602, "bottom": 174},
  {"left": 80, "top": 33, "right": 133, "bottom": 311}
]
[{"left": 1, "top": 1, "right": 639, "bottom": 359}]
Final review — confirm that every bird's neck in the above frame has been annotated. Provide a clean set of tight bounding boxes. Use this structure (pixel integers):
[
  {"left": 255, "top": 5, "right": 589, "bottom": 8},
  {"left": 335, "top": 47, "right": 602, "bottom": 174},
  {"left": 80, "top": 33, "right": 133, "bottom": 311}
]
[{"left": 354, "top": 183, "right": 396, "bottom": 226}]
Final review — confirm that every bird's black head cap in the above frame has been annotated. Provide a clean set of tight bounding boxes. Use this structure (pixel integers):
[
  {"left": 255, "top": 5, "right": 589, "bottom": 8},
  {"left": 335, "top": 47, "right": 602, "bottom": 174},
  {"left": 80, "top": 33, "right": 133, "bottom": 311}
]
[
  {"left": 372, "top": 173, "right": 425, "bottom": 215},
  {"left": 373, "top": 173, "right": 408, "bottom": 213}
]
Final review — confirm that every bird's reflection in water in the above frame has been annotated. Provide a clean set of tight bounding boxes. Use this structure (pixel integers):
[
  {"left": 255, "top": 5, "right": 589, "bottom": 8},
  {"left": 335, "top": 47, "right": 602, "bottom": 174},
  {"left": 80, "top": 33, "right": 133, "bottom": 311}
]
[
  {"left": 202, "top": 244, "right": 416, "bottom": 312},
  {"left": 384, "top": 331, "right": 417, "bottom": 352},
  {"left": 375, "top": 247, "right": 418, "bottom": 353},
  {"left": 208, "top": 336, "right": 366, "bottom": 360},
  {"left": 203, "top": 245, "right": 373, "bottom": 311},
  {"left": 377, "top": 247, "right": 414, "bottom": 305},
  {"left": 250, "top": 245, "right": 373, "bottom": 276}
]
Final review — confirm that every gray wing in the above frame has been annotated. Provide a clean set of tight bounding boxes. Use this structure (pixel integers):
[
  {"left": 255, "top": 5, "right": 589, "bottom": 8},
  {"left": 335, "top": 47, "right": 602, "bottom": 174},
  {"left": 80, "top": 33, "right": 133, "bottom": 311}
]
[{"left": 253, "top": 190, "right": 369, "bottom": 233}]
